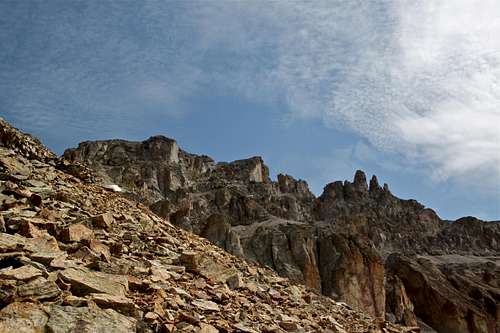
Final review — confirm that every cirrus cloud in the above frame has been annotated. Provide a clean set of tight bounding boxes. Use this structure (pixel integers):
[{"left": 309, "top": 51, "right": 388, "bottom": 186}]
[
  {"left": 191, "top": 0, "right": 500, "bottom": 184},
  {"left": 1, "top": 0, "right": 499, "bottom": 186}
]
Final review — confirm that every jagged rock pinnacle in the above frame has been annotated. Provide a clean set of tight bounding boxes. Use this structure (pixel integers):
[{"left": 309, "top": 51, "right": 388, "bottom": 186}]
[
  {"left": 353, "top": 170, "right": 368, "bottom": 193},
  {"left": 369, "top": 175, "right": 380, "bottom": 193}
]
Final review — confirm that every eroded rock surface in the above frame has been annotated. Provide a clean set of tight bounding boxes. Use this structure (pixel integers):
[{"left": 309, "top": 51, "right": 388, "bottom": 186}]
[
  {"left": 0, "top": 118, "right": 410, "bottom": 332},
  {"left": 64, "top": 133, "right": 500, "bottom": 333}
]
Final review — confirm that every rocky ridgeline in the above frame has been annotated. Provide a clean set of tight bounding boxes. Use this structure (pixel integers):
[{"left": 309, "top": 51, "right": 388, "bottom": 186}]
[
  {"left": 0, "top": 119, "right": 417, "bottom": 332},
  {"left": 63, "top": 134, "right": 500, "bottom": 333}
]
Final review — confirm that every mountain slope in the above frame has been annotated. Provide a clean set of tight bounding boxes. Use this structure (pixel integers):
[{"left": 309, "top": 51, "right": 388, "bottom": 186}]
[
  {"left": 64, "top": 135, "right": 500, "bottom": 333},
  {"left": 0, "top": 118, "right": 413, "bottom": 332}
]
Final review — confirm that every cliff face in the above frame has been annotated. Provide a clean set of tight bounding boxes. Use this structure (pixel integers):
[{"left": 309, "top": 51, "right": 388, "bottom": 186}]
[
  {"left": 64, "top": 135, "right": 500, "bottom": 333},
  {"left": 0, "top": 118, "right": 416, "bottom": 332}
]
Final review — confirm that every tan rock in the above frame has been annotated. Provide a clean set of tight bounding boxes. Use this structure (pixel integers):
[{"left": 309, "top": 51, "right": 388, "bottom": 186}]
[
  {"left": 233, "top": 323, "right": 258, "bottom": 333},
  {"left": 59, "top": 267, "right": 128, "bottom": 297},
  {"left": 17, "top": 276, "right": 62, "bottom": 301},
  {"left": 0, "top": 265, "right": 42, "bottom": 281},
  {"left": 44, "top": 304, "right": 136, "bottom": 333},
  {"left": 0, "top": 302, "right": 49, "bottom": 333},
  {"left": 59, "top": 223, "right": 94, "bottom": 243},
  {"left": 192, "top": 299, "right": 220, "bottom": 312},
  {"left": 199, "top": 323, "right": 219, "bottom": 333},
  {"left": 178, "top": 311, "right": 201, "bottom": 325},
  {"left": 89, "top": 293, "right": 136, "bottom": 316},
  {"left": 279, "top": 320, "right": 299, "bottom": 332},
  {"left": 91, "top": 212, "right": 114, "bottom": 230},
  {"left": 0, "top": 232, "right": 26, "bottom": 252},
  {"left": 71, "top": 246, "right": 101, "bottom": 265},
  {"left": 150, "top": 266, "right": 171, "bottom": 283},
  {"left": 179, "top": 250, "right": 199, "bottom": 272},
  {"left": 18, "top": 221, "right": 45, "bottom": 238},
  {"left": 144, "top": 311, "right": 159, "bottom": 322},
  {"left": 88, "top": 239, "right": 111, "bottom": 261},
  {"left": 226, "top": 273, "right": 244, "bottom": 290},
  {"left": 24, "top": 234, "right": 60, "bottom": 253}
]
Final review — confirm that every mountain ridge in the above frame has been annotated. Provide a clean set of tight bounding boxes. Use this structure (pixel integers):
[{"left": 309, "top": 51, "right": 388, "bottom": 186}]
[
  {"left": 0, "top": 117, "right": 417, "bottom": 332},
  {"left": 63, "top": 133, "right": 500, "bottom": 333}
]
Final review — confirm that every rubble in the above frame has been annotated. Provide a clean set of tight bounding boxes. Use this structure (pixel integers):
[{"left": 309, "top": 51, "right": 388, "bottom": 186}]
[
  {"left": 63, "top": 134, "right": 500, "bottom": 333},
  {"left": 0, "top": 117, "right": 414, "bottom": 332}
]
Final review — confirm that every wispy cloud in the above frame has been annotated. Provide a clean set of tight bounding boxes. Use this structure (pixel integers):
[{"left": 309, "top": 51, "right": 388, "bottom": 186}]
[
  {"left": 188, "top": 0, "right": 500, "bottom": 184},
  {"left": 1, "top": 0, "right": 499, "bottom": 186}
]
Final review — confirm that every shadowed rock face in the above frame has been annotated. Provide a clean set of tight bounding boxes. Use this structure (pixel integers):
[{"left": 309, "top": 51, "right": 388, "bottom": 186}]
[
  {"left": 387, "top": 254, "right": 500, "bottom": 333},
  {"left": 64, "top": 135, "right": 500, "bottom": 332}
]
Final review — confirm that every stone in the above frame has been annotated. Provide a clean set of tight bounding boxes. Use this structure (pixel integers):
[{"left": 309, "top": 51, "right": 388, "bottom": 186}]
[
  {"left": 0, "top": 302, "right": 49, "bottom": 333},
  {"left": 24, "top": 234, "right": 60, "bottom": 253},
  {"left": 225, "top": 273, "right": 244, "bottom": 290},
  {"left": 59, "top": 267, "right": 128, "bottom": 297},
  {"left": 144, "top": 311, "right": 159, "bottom": 322},
  {"left": 0, "top": 265, "right": 42, "bottom": 281},
  {"left": 279, "top": 320, "right": 299, "bottom": 331},
  {"left": 71, "top": 246, "right": 102, "bottom": 265},
  {"left": 353, "top": 170, "right": 368, "bottom": 192},
  {"left": 385, "top": 274, "right": 417, "bottom": 327},
  {"left": 150, "top": 266, "right": 171, "bottom": 283},
  {"left": 104, "top": 184, "right": 122, "bottom": 192},
  {"left": 0, "top": 215, "right": 5, "bottom": 233},
  {"left": 91, "top": 213, "right": 115, "bottom": 230},
  {"left": 233, "top": 323, "right": 258, "bottom": 333},
  {"left": 179, "top": 251, "right": 199, "bottom": 272},
  {"left": 18, "top": 221, "right": 45, "bottom": 238},
  {"left": 17, "top": 276, "right": 62, "bottom": 301},
  {"left": 88, "top": 239, "right": 111, "bottom": 261},
  {"left": 3, "top": 117, "right": 497, "bottom": 333},
  {"left": 199, "top": 323, "right": 219, "bottom": 333},
  {"left": 89, "top": 293, "right": 137, "bottom": 316},
  {"left": 44, "top": 304, "right": 136, "bottom": 333},
  {"left": 387, "top": 254, "right": 497, "bottom": 333},
  {"left": 0, "top": 232, "right": 26, "bottom": 252},
  {"left": 59, "top": 223, "right": 94, "bottom": 243},
  {"left": 178, "top": 311, "right": 201, "bottom": 325},
  {"left": 317, "top": 233, "right": 386, "bottom": 318},
  {"left": 191, "top": 299, "right": 220, "bottom": 312}
]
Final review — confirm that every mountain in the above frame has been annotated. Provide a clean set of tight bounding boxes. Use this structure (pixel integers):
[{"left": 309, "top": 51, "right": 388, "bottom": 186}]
[
  {"left": 0, "top": 117, "right": 416, "bottom": 332},
  {"left": 63, "top": 135, "right": 500, "bottom": 333}
]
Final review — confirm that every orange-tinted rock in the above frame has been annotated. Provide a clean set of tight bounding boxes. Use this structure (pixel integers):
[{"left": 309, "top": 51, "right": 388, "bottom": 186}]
[{"left": 59, "top": 224, "right": 94, "bottom": 243}]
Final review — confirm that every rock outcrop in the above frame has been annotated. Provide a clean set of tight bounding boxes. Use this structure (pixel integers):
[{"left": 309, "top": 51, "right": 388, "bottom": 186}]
[
  {"left": 0, "top": 117, "right": 415, "bottom": 332},
  {"left": 63, "top": 132, "right": 500, "bottom": 332},
  {"left": 387, "top": 254, "right": 499, "bottom": 333}
]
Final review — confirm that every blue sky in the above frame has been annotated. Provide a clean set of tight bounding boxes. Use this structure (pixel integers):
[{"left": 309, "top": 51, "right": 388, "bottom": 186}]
[{"left": 1, "top": 0, "right": 499, "bottom": 220}]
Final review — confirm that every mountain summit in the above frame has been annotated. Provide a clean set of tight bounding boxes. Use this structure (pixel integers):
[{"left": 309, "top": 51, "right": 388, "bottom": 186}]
[
  {"left": 63, "top": 134, "right": 500, "bottom": 333},
  {"left": 0, "top": 118, "right": 420, "bottom": 332}
]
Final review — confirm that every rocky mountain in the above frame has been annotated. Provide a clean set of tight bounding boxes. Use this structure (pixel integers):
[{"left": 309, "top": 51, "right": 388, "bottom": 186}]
[
  {"left": 0, "top": 118, "right": 418, "bottom": 332},
  {"left": 63, "top": 135, "right": 500, "bottom": 333}
]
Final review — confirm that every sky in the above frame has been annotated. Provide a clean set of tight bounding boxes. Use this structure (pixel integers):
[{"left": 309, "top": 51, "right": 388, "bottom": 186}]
[{"left": 0, "top": 0, "right": 499, "bottom": 220}]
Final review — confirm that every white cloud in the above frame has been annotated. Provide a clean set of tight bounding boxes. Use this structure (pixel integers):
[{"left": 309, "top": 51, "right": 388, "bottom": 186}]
[
  {"left": 189, "top": 0, "right": 500, "bottom": 184},
  {"left": 2, "top": 0, "right": 499, "bottom": 186}
]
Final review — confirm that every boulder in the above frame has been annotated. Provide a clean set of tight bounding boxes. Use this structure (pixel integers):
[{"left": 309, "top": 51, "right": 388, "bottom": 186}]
[
  {"left": 45, "top": 304, "right": 136, "bottom": 333},
  {"left": 16, "top": 276, "right": 62, "bottom": 301},
  {"left": 0, "top": 265, "right": 42, "bottom": 281},
  {"left": 59, "top": 267, "right": 128, "bottom": 297},
  {"left": 59, "top": 224, "right": 94, "bottom": 243},
  {"left": 0, "top": 302, "right": 49, "bottom": 333},
  {"left": 91, "top": 213, "right": 115, "bottom": 230}
]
